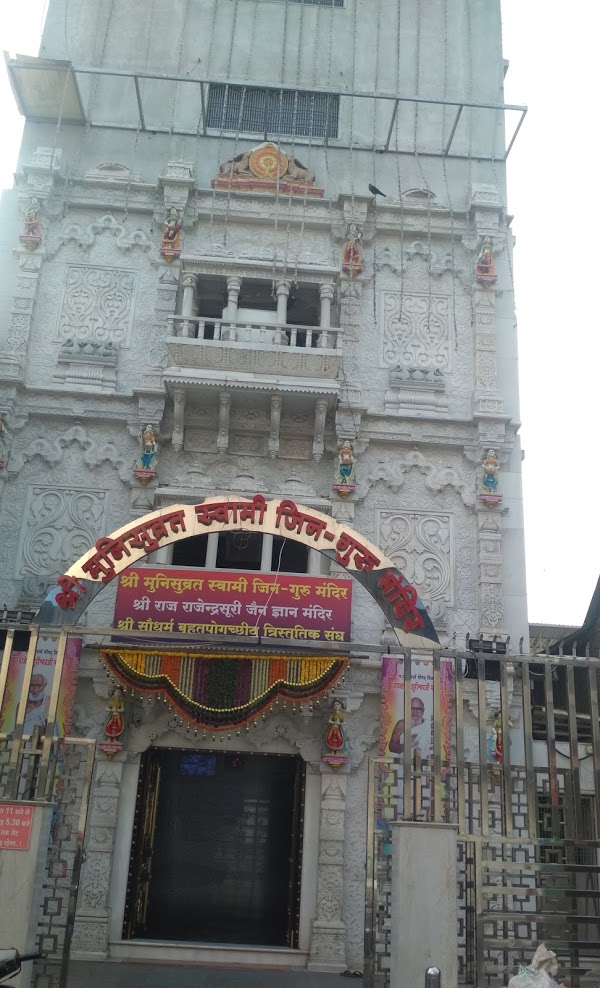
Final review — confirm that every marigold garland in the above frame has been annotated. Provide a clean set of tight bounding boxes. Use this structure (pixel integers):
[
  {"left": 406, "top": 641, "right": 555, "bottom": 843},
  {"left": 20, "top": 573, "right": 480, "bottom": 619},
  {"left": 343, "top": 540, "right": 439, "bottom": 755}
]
[{"left": 100, "top": 648, "right": 346, "bottom": 730}]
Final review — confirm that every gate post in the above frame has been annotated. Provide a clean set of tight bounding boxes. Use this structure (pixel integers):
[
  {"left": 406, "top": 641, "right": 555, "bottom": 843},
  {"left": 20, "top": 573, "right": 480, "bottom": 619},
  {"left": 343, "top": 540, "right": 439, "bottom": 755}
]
[{"left": 390, "top": 822, "right": 458, "bottom": 988}]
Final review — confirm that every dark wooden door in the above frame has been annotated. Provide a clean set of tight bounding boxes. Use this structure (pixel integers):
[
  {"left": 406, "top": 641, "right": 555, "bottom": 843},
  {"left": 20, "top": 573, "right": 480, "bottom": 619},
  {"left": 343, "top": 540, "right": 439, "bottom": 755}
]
[{"left": 125, "top": 749, "right": 304, "bottom": 947}]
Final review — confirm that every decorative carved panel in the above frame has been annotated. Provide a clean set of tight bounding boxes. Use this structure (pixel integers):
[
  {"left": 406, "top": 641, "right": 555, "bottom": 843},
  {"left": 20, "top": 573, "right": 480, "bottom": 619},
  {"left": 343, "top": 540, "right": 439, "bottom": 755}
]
[
  {"left": 55, "top": 265, "right": 138, "bottom": 348},
  {"left": 378, "top": 510, "right": 454, "bottom": 606},
  {"left": 380, "top": 290, "right": 451, "bottom": 371},
  {"left": 16, "top": 486, "right": 108, "bottom": 582}
]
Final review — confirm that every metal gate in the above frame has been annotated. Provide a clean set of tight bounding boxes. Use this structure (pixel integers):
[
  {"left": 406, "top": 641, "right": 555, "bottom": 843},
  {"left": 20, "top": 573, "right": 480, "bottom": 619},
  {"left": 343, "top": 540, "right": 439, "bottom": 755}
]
[{"left": 365, "top": 649, "right": 600, "bottom": 987}]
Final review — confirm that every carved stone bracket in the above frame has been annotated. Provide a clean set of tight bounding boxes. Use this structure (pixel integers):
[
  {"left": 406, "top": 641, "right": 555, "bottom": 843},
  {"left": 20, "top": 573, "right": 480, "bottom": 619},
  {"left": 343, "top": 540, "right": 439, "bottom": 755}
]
[
  {"left": 468, "top": 183, "right": 502, "bottom": 237},
  {"left": 19, "top": 146, "right": 63, "bottom": 205},
  {"left": 158, "top": 160, "right": 195, "bottom": 217},
  {"left": 308, "top": 772, "right": 347, "bottom": 972}
]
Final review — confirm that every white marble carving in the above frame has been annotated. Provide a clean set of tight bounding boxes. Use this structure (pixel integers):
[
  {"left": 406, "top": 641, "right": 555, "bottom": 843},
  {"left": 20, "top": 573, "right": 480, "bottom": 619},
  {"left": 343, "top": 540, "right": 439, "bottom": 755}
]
[
  {"left": 15, "top": 485, "right": 108, "bottom": 584},
  {"left": 378, "top": 510, "right": 454, "bottom": 606},
  {"left": 55, "top": 265, "right": 138, "bottom": 348},
  {"left": 380, "top": 290, "right": 451, "bottom": 370}
]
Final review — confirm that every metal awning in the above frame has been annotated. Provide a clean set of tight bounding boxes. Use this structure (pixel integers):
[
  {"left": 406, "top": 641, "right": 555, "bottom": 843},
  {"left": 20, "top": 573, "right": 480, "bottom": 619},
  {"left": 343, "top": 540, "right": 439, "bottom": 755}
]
[{"left": 5, "top": 54, "right": 527, "bottom": 161}]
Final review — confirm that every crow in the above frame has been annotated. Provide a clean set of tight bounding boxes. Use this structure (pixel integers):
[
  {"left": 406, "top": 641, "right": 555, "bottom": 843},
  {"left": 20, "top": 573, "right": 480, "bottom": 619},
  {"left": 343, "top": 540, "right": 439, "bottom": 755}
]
[{"left": 368, "top": 184, "right": 386, "bottom": 197}]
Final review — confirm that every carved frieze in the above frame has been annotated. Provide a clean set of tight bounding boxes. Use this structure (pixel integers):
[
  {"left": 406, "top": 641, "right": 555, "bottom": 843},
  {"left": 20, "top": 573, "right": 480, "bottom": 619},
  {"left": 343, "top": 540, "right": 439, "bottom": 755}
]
[
  {"left": 15, "top": 485, "right": 107, "bottom": 599},
  {"left": 55, "top": 265, "right": 138, "bottom": 349},
  {"left": 380, "top": 290, "right": 451, "bottom": 371},
  {"left": 57, "top": 214, "right": 153, "bottom": 254},
  {"left": 378, "top": 510, "right": 453, "bottom": 630}
]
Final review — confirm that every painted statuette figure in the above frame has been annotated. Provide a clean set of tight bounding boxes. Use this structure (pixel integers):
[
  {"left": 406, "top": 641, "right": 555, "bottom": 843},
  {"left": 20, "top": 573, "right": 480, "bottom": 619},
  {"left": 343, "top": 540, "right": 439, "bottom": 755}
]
[
  {"left": 133, "top": 424, "right": 158, "bottom": 482},
  {"left": 475, "top": 236, "right": 497, "bottom": 285},
  {"left": 479, "top": 448, "right": 503, "bottom": 505},
  {"left": 341, "top": 223, "right": 364, "bottom": 276},
  {"left": 333, "top": 441, "right": 356, "bottom": 498},
  {"left": 104, "top": 687, "right": 125, "bottom": 741},
  {"left": 160, "top": 208, "right": 183, "bottom": 261},
  {"left": 19, "top": 197, "right": 42, "bottom": 251},
  {"left": 323, "top": 698, "right": 348, "bottom": 769},
  {"left": 507, "top": 944, "right": 565, "bottom": 988}
]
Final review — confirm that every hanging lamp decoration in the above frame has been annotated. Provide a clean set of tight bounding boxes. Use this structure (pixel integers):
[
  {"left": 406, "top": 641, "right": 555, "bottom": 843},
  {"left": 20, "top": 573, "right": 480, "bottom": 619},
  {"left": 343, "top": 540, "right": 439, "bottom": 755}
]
[{"left": 100, "top": 648, "right": 346, "bottom": 731}]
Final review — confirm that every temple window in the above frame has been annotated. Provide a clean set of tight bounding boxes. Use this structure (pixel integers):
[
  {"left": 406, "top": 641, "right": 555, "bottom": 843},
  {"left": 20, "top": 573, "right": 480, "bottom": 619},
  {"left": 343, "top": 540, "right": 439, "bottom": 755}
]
[
  {"left": 170, "top": 533, "right": 315, "bottom": 575},
  {"left": 206, "top": 85, "right": 339, "bottom": 140}
]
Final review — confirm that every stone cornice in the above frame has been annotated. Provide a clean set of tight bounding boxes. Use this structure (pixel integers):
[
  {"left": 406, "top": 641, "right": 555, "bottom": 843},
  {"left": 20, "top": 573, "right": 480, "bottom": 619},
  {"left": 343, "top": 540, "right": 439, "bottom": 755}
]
[
  {"left": 181, "top": 255, "right": 339, "bottom": 280},
  {"left": 163, "top": 369, "right": 339, "bottom": 396}
]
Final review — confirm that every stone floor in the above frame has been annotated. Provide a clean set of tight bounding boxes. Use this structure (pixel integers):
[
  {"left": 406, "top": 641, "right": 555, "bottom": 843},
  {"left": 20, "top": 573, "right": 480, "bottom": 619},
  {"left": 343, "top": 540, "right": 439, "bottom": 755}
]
[{"left": 66, "top": 961, "right": 364, "bottom": 988}]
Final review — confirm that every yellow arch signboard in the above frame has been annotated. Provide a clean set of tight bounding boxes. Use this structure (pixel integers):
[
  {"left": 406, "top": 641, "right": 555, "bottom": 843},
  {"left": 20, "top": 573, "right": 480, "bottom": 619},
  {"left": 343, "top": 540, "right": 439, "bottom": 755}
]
[{"left": 36, "top": 494, "right": 440, "bottom": 649}]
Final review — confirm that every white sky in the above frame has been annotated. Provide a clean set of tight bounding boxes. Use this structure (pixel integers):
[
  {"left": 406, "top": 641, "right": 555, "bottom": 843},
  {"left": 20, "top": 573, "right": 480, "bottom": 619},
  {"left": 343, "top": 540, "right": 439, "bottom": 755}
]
[{"left": 0, "top": 2, "right": 597, "bottom": 628}]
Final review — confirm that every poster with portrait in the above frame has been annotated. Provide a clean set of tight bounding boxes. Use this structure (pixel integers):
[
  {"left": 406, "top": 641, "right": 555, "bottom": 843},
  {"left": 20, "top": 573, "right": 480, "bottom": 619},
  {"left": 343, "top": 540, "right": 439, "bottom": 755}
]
[
  {"left": 379, "top": 654, "right": 453, "bottom": 759},
  {"left": 0, "top": 636, "right": 82, "bottom": 736}
]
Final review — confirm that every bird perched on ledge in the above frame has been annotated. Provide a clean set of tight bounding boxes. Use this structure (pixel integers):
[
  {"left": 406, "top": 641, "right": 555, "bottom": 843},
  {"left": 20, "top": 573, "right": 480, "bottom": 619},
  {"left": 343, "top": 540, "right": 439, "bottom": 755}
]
[{"left": 368, "top": 184, "right": 386, "bottom": 197}]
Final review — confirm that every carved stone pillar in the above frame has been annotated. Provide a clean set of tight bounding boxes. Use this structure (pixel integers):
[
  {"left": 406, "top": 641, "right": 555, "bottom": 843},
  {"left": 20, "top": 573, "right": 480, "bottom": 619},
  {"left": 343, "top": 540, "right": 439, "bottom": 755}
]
[
  {"left": 319, "top": 283, "right": 335, "bottom": 348},
  {"left": 276, "top": 279, "right": 290, "bottom": 325},
  {"left": 223, "top": 277, "right": 241, "bottom": 341},
  {"left": 217, "top": 391, "right": 231, "bottom": 454},
  {"left": 312, "top": 398, "right": 328, "bottom": 462},
  {"left": 473, "top": 288, "right": 504, "bottom": 417},
  {"left": 339, "top": 278, "right": 361, "bottom": 342},
  {"left": 180, "top": 271, "right": 197, "bottom": 338},
  {"left": 172, "top": 386, "right": 185, "bottom": 452},
  {"left": 268, "top": 394, "right": 282, "bottom": 459},
  {"left": 2, "top": 249, "right": 45, "bottom": 380},
  {"left": 308, "top": 772, "right": 347, "bottom": 972},
  {"left": 226, "top": 276, "right": 241, "bottom": 321},
  {"left": 477, "top": 505, "right": 506, "bottom": 636},
  {"left": 71, "top": 752, "right": 127, "bottom": 958}
]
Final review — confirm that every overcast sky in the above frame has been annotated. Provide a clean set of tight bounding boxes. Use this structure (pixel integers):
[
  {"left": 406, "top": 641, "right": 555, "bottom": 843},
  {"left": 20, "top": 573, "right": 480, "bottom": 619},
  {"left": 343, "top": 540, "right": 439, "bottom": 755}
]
[{"left": 1, "top": 2, "right": 597, "bottom": 627}]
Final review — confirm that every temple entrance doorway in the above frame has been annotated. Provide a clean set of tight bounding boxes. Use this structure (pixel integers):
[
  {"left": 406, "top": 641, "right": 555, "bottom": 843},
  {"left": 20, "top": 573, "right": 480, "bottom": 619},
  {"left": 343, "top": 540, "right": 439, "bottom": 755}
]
[{"left": 123, "top": 748, "right": 305, "bottom": 947}]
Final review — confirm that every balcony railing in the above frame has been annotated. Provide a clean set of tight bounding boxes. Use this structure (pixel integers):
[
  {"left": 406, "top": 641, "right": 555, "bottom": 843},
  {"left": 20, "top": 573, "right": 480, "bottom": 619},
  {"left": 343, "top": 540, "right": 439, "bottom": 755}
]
[{"left": 167, "top": 315, "right": 342, "bottom": 351}]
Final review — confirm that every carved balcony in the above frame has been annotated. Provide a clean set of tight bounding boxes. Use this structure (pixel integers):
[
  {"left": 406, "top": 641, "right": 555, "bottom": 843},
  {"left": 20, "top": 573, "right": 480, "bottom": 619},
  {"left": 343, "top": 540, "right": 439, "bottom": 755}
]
[{"left": 165, "top": 315, "right": 342, "bottom": 383}]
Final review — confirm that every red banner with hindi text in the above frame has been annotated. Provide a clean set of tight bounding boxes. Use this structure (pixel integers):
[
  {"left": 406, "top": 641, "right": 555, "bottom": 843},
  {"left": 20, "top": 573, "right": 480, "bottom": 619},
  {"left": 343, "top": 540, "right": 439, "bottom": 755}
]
[{"left": 113, "top": 568, "right": 352, "bottom": 644}]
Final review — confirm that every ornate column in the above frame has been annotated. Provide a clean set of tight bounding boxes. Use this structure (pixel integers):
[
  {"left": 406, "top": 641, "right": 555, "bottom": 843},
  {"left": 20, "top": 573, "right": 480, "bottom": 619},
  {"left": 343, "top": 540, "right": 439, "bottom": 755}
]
[
  {"left": 172, "top": 386, "right": 185, "bottom": 452},
  {"left": 180, "top": 271, "right": 197, "bottom": 338},
  {"left": 276, "top": 279, "right": 290, "bottom": 325},
  {"left": 268, "top": 394, "right": 282, "bottom": 459},
  {"left": 319, "top": 283, "right": 335, "bottom": 348},
  {"left": 217, "top": 391, "right": 231, "bottom": 454},
  {"left": 308, "top": 772, "right": 347, "bottom": 972},
  {"left": 468, "top": 184, "right": 510, "bottom": 640},
  {"left": 225, "top": 276, "right": 241, "bottom": 321},
  {"left": 71, "top": 752, "right": 127, "bottom": 957},
  {"left": 477, "top": 505, "right": 506, "bottom": 637},
  {"left": 473, "top": 288, "right": 504, "bottom": 417},
  {"left": 312, "top": 398, "right": 328, "bottom": 462},
  {"left": 1, "top": 147, "right": 62, "bottom": 381},
  {"left": 223, "top": 277, "right": 241, "bottom": 341}
]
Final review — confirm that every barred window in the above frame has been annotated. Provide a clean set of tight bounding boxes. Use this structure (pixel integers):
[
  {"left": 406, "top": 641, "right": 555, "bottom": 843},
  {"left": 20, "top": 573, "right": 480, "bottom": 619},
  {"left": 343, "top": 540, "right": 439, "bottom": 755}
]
[
  {"left": 206, "top": 85, "right": 339, "bottom": 139},
  {"left": 275, "top": 0, "right": 344, "bottom": 5}
]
